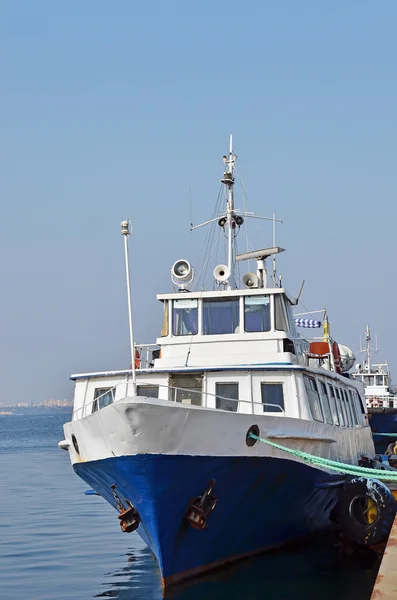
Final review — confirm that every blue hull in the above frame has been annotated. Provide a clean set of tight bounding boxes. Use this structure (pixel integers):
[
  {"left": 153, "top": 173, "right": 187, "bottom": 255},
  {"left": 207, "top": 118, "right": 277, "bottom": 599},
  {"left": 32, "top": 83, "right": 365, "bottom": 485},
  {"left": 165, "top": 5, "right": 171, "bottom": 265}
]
[
  {"left": 370, "top": 411, "right": 397, "bottom": 454},
  {"left": 74, "top": 455, "right": 339, "bottom": 584}
]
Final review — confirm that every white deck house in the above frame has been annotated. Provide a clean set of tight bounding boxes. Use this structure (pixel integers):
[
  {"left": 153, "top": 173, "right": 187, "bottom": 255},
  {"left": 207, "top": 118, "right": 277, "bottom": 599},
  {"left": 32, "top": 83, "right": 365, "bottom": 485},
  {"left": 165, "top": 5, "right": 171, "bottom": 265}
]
[{"left": 70, "top": 284, "right": 368, "bottom": 433}]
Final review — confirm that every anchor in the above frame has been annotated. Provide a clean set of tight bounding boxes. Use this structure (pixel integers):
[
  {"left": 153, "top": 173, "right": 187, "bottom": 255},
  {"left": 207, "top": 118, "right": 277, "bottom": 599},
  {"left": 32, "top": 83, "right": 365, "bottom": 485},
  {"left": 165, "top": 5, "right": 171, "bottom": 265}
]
[
  {"left": 111, "top": 484, "right": 140, "bottom": 533},
  {"left": 185, "top": 479, "right": 217, "bottom": 530}
]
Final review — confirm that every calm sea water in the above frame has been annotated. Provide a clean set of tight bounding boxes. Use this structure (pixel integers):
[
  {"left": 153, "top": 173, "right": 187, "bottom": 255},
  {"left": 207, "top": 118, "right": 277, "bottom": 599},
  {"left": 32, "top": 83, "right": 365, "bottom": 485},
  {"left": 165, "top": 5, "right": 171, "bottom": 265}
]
[{"left": 0, "top": 413, "right": 379, "bottom": 600}]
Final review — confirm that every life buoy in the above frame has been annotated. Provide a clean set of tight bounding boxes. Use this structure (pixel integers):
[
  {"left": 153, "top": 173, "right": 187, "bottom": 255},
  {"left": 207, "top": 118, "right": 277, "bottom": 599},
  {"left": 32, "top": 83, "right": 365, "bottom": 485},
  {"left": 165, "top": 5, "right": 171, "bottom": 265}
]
[
  {"left": 134, "top": 349, "right": 141, "bottom": 369},
  {"left": 369, "top": 396, "right": 380, "bottom": 408},
  {"left": 335, "top": 476, "right": 397, "bottom": 545},
  {"left": 332, "top": 341, "right": 342, "bottom": 374}
]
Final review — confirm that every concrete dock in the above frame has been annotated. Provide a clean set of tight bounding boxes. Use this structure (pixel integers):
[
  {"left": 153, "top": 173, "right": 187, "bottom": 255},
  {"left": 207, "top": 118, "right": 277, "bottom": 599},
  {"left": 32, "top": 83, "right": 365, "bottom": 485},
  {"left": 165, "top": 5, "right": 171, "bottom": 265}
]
[{"left": 371, "top": 513, "right": 397, "bottom": 599}]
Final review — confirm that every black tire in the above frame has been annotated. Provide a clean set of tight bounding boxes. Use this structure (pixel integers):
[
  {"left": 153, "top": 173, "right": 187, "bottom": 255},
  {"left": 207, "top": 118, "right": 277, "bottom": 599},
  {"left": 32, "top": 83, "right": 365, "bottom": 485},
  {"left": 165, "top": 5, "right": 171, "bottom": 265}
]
[{"left": 336, "top": 477, "right": 396, "bottom": 545}]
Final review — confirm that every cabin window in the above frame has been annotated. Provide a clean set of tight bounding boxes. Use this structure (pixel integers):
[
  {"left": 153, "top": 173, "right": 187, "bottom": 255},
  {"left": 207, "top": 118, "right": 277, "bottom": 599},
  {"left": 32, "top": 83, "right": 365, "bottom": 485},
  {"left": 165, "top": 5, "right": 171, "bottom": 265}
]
[
  {"left": 161, "top": 301, "right": 169, "bottom": 337},
  {"left": 358, "top": 390, "right": 366, "bottom": 414},
  {"left": 348, "top": 389, "right": 359, "bottom": 425},
  {"left": 347, "top": 390, "right": 356, "bottom": 426},
  {"left": 376, "top": 375, "right": 383, "bottom": 386},
  {"left": 342, "top": 389, "right": 351, "bottom": 427},
  {"left": 260, "top": 383, "right": 284, "bottom": 412},
  {"left": 334, "top": 388, "right": 346, "bottom": 427},
  {"left": 304, "top": 376, "right": 324, "bottom": 422},
  {"left": 327, "top": 384, "right": 340, "bottom": 426},
  {"left": 275, "top": 295, "right": 288, "bottom": 332},
  {"left": 203, "top": 298, "right": 239, "bottom": 335},
  {"left": 92, "top": 387, "right": 114, "bottom": 413},
  {"left": 342, "top": 389, "right": 353, "bottom": 427},
  {"left": 318, "top": 381, "right": 333, "bottom": 424},
  {"left": 172, "top": 299, "right": 198, "bottom": 336},
  {"left": 353, "top": 389, "right": 366, "bottom": 418},
  {"left": 169, "top": 374, "right": 202, "bottom": 406},
  {"left": 244, "top": 296, "right": 271, "bottom": 332},
  {"left": 137, "top": 385, "right": 159, "bottom": 398},
  {"left": 215, "top": 382, "right": 239, "bottom": 412}
]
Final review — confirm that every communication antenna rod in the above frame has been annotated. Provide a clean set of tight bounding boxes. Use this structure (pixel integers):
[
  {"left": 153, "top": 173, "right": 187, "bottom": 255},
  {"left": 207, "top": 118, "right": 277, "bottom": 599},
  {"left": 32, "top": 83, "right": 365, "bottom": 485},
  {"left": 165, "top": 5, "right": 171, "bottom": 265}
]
[
  {"left": 295, "top": 280, "right": 305, "bottom": 304},
  {"left": 121, "top": 219, "right": 137, "bottom": 395}
]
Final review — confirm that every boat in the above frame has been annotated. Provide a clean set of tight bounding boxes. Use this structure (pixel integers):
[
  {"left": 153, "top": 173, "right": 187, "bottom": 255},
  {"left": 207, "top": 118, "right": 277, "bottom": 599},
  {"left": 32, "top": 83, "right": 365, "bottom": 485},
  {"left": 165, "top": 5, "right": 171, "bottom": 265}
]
[
  {"left": 59, "top": 136, "right": 376, "bottom": 589},
  {"left": 351, "top": 326, "right": 397, "bottom": 454}
]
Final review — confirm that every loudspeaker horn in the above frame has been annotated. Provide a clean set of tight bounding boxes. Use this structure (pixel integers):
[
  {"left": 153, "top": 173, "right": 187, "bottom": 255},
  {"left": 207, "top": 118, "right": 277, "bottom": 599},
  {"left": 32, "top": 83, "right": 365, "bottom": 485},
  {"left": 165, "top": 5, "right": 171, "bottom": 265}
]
[
  {"left": 242, "top": 272, "right": 259, "bottom": 288},
  {"left": 171, "top": 259, "right": 194, "bottom": 284},
  {"left": 213, "top": 264, "right": 230, "bottom": 282}
]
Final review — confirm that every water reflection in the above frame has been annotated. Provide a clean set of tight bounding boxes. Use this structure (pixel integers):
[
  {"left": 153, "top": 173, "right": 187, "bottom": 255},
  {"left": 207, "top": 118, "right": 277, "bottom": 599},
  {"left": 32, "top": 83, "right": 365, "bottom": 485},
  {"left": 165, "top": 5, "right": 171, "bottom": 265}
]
[
  {"left": 96, "top": 536, "right": 379, "bottom": 600},
  {"left": 95, "top": 547, "right": 163, "bottom": 599}
]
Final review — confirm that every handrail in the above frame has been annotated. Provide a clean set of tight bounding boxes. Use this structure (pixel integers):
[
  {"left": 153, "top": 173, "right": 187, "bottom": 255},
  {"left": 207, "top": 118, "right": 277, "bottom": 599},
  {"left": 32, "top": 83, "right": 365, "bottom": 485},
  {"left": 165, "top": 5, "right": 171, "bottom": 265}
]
[
  {"left": 73, "top": 380, "right": 285, "bottom": 419},
  {"left": 134, "top": 344, "right": 161, "bottom": 369}
]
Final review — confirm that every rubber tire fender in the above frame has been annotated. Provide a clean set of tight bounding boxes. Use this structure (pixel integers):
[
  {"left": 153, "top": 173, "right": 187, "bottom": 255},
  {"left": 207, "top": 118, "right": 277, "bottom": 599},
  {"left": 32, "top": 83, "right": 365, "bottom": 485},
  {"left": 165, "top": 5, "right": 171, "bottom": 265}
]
[{"left": 337, "top": 476, "right": 397, "bottom": 545}]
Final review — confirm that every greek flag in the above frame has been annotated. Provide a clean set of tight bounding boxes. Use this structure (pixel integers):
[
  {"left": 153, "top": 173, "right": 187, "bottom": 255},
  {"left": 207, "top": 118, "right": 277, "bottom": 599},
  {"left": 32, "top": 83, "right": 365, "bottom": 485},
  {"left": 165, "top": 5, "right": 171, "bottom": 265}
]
[{"left": 295, "top": 318, "right": 322, "bottom": 328}]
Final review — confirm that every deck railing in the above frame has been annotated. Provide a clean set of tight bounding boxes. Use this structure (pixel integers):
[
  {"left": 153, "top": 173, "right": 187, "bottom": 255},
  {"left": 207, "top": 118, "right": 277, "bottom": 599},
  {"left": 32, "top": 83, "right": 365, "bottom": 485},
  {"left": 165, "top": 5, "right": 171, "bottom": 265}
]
[
  {"left": 134, "top": 344, "right": 161, "bottom": 369},
  {"left": 366, "top": 396, "right": 397, "bottom": 409}
]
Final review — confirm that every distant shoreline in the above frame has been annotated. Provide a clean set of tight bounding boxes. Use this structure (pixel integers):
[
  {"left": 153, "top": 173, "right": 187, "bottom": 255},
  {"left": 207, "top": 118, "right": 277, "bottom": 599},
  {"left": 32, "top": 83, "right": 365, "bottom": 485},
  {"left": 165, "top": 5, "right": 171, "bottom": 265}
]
[{"left": 0, "top": 407, "right": 72, "bottom": 416}]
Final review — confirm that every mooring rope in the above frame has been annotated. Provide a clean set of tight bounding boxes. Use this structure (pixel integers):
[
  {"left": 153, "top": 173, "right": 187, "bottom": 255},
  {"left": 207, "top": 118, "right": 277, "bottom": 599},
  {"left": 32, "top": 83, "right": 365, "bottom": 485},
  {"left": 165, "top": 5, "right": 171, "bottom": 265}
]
[
  {"left": 248, "top": 433, "right": 397, "bottom": 483},
  {"left": 372, "top": 432, "right": 397, "bottom": 437}
]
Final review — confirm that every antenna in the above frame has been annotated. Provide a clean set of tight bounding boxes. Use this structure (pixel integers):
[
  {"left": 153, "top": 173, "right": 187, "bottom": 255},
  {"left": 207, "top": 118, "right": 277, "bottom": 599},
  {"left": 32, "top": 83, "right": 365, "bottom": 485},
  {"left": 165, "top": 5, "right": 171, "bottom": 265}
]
[
  {"left": 241, "top": 171, "right": 251, "bottom": 271},
  {"left": 272, "top": 213, "right": 277, "bottom": 285},
  {"left": 357, "top": 324, "right": 378, "bottom": 372},
  {"left": 295, "top": 280, "right": 305, "bottom": 304},
  {"left": 121, "top": 219, "right": 137, "bottom": 395},
  {"left": 189, "top": 189, "right": 193, "bottom": 230}
]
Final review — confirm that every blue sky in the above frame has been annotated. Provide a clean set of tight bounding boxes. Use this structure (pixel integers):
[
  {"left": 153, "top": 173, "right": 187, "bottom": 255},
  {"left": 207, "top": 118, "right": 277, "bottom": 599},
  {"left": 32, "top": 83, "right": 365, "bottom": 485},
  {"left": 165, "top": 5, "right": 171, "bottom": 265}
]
[{"left": 0, "top": 1, "right": 396, "bottom": 403}]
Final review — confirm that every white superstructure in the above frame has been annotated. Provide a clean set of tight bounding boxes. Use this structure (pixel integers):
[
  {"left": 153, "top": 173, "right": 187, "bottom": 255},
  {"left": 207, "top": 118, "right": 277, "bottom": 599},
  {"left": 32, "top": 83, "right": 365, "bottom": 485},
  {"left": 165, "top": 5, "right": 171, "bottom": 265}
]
[{"left": 352, "top": 325, "right": 397, "bottom": 409}]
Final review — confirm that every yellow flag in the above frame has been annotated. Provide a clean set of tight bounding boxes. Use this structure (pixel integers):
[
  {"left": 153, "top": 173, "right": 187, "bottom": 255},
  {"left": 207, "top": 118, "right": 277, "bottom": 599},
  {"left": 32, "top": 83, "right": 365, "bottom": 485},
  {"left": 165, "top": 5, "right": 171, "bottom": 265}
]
[{"left": 323, "top": 316, "right": 329, "bottom": 341}]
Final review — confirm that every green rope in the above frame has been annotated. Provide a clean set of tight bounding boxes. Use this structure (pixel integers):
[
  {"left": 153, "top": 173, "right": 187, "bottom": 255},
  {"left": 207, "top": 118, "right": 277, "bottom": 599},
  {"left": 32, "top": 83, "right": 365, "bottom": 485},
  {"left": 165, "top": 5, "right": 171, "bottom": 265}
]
[
  {"left": 373, "top": 432, "right": 397, "bottom": 437},
  {"left": 248, "top": 433, "right": 397, "bottom": 483}
]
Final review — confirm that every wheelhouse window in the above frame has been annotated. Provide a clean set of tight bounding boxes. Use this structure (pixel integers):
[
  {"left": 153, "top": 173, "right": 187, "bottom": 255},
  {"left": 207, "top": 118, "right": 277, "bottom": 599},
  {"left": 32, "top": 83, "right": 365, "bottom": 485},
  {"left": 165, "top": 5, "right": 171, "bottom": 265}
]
[
  {"left": 275, "top": 295, "right": 288, "bottom": 332},
  {"left": 318, "top": 381, "right": 333, "bottom": 424},
  {"left": 137, "top": 385, "right": 159, "bottom": 398},
  {"left": 203, "top": 298, "right": 239, "bottom": 335},
  {"left": 92, "top": 387, "right": 114, "bottom": 413},
  {"left": 327, "top": 384, "right": 340, "bottom": 426},
  {"left": 286, "top": 304, "right": 298, "bottom": 337},
  {"left": 161, "top": 301, "right": 169, "bottom": 337},
  {"left": 169, "top": 374, "right": 202, "bottom": 406},
  {"left": 304, "top": 376, "right": 324, "bottom": 422},
  {"left": 244, "top": 296, "right": 271, "bottom": 332},
  {"left": 260, "top": 383, "right": 284, "bottom": 412},
  {"left": 172, "top": 299, "right": 198, "bottom": 336},
  {"left": 215, "top": 382, "right": 238, "bottom": 412}
]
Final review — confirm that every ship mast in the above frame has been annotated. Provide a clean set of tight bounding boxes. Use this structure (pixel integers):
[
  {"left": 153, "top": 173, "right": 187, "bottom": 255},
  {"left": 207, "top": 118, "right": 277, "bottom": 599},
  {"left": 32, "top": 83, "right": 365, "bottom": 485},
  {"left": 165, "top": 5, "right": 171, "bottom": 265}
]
[
  {"left": 221, "top": 135, "right": 237, "bottom": 289},
  {"left": 365, "top": 325, "right": 371, "bottom": 372},
  {"left": 190, "top": 135, "right": 283, "bottom": 290}
]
